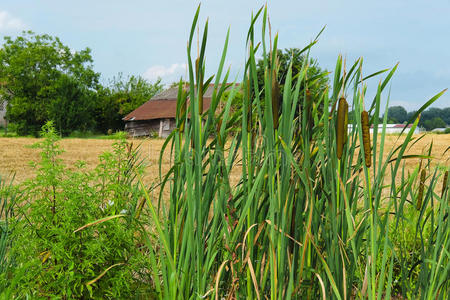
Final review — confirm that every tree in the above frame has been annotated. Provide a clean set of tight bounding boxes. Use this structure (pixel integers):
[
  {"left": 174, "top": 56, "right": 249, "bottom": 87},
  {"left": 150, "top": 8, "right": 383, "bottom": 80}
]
[
  {"left": 0, "top": 31, "right": 99, "bottom": 135},
  {"left": 256, "top": 48, "right": 329, "bottom": 98},
  {"left": 442, "top": 107, "right": 450, "bottom": 124},
  {"left": 255, "top": 48, "right": 329, "bottom": 125},
  {"left": 387, "top": 106, "right": 407, "bottom": 123},
  {"left": 423, "top": 117, "right": 446, "bottom": 131},
  {"left": 95, "top": 74, "right": 163, "bottom": 132}
]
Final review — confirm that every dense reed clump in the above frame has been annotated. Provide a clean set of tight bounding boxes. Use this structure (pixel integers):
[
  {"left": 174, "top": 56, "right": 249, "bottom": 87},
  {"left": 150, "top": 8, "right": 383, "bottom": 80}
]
[{"left": 139, "top": 5, "right": 449, "bottom": 300}]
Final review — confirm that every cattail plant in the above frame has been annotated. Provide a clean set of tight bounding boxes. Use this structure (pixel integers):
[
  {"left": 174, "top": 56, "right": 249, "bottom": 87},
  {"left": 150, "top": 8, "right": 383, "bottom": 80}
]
[
  {"left": 343, "top": 100, "right": 349, "bottom": 144},
  {"left": 142, "top": 5, "right": 449, "bottom": 300},
  {"left": 361, "top": 110, "right": 371, "bottom": 167},
  {"left": 336, "top": 97, "right": 348, "bottom": 159},
  {"left": 271, "top": 68, "right": 281, "bottom": 130},
  {"left": 416, "top": 169, "right": 426, "bottom": 210}
]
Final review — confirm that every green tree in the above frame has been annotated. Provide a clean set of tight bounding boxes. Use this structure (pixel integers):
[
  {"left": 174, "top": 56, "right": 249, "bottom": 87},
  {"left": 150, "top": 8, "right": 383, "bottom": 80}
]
[
  {"left": 0, "top": 31, "right": 99, "bottom": 135},
  {"left": 256, "top": 48, "right": 329, "bottom": 98},
  {"left": 255, "top": 48, "right": 329, "bottom": 126},
  {"left": 387, "top": 106, "right": 407, "bottom": 123},
  {"left": 423, "top": 116, "right": 446, "bottom": 131},
  {"left": 442, "top": 107, "right": 450, "bottom": 124},
  {"left": 96, "top": 74, "right": 162, "bottom": 132}
]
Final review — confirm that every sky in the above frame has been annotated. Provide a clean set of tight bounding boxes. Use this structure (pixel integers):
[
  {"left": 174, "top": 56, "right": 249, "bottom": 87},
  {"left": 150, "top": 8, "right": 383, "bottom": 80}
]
[{"left": 0, "top": 0, "right": 449, "bottom": 111}]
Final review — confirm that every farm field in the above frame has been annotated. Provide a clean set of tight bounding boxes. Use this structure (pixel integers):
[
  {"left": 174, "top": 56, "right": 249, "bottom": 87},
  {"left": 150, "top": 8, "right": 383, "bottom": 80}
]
[{"left": 1, "top": 133, "right": 449, "bottom": 188}]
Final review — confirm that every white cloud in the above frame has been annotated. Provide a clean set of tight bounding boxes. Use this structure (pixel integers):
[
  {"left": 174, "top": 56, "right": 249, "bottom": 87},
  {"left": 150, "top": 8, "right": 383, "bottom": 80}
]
[
  {"left": 0, "top": 10, "right": 26, "bottom": 32},
  {"left": 143, "top": 63, "right": 187, "bottom": 82}
]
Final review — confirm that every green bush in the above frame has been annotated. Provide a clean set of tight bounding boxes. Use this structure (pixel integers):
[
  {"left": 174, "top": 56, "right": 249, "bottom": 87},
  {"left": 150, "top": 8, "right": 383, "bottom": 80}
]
[
  {"left": 0, "top": 175, "right": 17, "bottom": 293},
  {"left": 4, "top": 122, "right": 152, "bottom": 298}
]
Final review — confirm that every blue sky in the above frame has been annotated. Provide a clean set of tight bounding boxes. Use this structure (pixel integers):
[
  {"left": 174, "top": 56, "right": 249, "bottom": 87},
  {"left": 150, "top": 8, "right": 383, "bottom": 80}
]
[{"left": 0, "top": 0, "right": 449, "bottom": 110}]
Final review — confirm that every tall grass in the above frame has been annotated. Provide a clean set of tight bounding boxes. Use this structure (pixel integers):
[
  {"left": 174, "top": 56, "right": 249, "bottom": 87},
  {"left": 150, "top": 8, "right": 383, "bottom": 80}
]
[{"left": 144, "top": 5, "right": 449, "bottom": 299}]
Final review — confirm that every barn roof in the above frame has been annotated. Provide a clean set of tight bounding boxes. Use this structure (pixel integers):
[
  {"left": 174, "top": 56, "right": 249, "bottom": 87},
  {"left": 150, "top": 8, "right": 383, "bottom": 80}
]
[{"left": 123, "top": 85, "right": 220, "bottom": 121}]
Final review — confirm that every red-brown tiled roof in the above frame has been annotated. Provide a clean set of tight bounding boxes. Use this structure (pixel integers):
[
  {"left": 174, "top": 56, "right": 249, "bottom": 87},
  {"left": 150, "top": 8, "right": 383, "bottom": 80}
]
[
  {"left": 393, "top": 124, "right": 413, "bottom": 128},
  {"left": 123, "top": 84, "right": 235, "bottom": 121},
  {"left": 123, "top": 98, "right": 211, "bottom": 121}
]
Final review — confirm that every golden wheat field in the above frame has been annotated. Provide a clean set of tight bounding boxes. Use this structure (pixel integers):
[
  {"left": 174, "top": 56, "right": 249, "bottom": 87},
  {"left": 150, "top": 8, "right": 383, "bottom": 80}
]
[{"left": 1, "top": 134, "right": 449, "bottom": 194}]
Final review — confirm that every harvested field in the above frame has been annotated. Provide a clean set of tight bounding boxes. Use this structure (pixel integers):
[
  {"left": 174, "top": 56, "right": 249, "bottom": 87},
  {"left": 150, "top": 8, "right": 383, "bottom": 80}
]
[{"left": 1, "top": 134, "right": 449, "bottom": 192}]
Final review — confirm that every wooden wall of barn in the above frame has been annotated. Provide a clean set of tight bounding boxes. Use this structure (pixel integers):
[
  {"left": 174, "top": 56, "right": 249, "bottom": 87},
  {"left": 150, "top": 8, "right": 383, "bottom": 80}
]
[{"left": 125, "top": 118, "right": 176, "bottom": 138}]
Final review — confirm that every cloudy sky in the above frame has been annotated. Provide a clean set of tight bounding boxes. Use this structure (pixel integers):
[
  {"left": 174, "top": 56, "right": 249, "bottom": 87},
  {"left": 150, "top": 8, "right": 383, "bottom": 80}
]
[{"left": 0, "top": 0, "right": 449, "bottom": 110}]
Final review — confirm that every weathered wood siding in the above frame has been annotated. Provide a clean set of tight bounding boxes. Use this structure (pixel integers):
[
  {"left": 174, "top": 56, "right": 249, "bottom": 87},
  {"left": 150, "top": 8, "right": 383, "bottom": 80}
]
[{"left": 125, "top": 118, "right": 176, "bottom": 138}]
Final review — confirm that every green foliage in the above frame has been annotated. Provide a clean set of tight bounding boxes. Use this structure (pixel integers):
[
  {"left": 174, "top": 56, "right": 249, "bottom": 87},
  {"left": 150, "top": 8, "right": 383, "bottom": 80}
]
[
  {"left": 407, "top": 107, "right": 450, "bottom": 129},
  {"left": 95, "top": 73, "right": 163, "bottom": 133},
  {"left": 0, "top": 32, "right": 100, "bottom": 136},
  {"left": 387, "top": 105, "right": 408, "bottom": 123},
  {"left": 0, "top": 175, "right": 16, "bottom": 292},
  {"left": 423, "top": 116, "right": 446, "bottom": 131},
  {"left": 5, "top": 121, "right": 152, "bottom": 298},
  {"left": 256, "top": 48, "right": 329, "bottom": 102}
]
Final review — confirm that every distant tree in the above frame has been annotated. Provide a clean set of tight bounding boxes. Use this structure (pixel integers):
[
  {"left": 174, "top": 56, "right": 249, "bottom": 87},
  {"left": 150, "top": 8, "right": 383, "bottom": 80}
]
[
  {"left": 387, "top": 106, "right": 407, "bottom": 123},
  {"left": 406, "top": 107, "right": 450, "bottom": 127},
  {"left": 423, "top": 117, "right": 446, "bottom": 131},
  {"left": 95, "top": 74, "right": 163, "bottom": 132},
  {"left": 0, "top": 31, "right": 99, "bottom": 135},
  {"left": 256, "top": 48, "right": 329, "bottom": 99},
  {"left": 255, "top": 48, "right": 329, "bottom": 126},
  {"left": 407, "top": 110, "right": 417, "bottom": 122},
  {"left": 108, "top": 73, "right": 162, "bottom": 116},
  {"left": 441, "top": 107, "right": 450, "bottom": 124}
]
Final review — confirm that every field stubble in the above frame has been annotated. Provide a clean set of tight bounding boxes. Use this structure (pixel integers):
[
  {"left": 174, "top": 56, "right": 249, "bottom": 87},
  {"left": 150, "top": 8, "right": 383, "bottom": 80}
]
[{"left": 0, "top": 133, "right": 449, "bottom": 197}]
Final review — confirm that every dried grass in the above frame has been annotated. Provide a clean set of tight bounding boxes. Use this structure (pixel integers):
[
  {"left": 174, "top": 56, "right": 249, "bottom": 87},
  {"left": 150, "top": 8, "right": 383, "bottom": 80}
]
[{"left": 1, "top": 133, "right": 449, "bottom": 192}]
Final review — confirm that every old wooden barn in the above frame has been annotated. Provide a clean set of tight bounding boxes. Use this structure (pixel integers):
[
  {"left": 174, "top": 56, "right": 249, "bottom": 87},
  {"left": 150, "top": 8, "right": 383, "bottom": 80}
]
[{"left": 123, "top": 85, "right": 216, "bottom": 138}]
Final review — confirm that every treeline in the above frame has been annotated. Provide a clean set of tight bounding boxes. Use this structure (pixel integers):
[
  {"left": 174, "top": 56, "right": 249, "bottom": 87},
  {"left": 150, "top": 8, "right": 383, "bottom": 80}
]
[
  {"left": 386, "top": 106, "right": 450, "bottom": 131},
  {"left": 0, "top": 31, "right": 162, "bottom": 136},
  {"left": 349, "top": 106, "right": 450, "bottom": 131}
]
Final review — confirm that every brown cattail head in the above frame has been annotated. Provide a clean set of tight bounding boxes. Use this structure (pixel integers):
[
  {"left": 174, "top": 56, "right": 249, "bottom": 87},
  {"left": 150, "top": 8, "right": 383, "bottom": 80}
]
[
  {"left": 442, "top": 170, "right": 448, "bottom": 199},
  {"left": 361, "top": 110, "right": 371, "bottom": 168},
  {"left": 336, "top": 97, "right": 347, "bottom": 159},
  {"left": 417, "top": 169, "right": 426, "bottom": 210},
  {"left": 343, "top": 101, "right": 349, "bottom": 144},
  {"left": 271, "top": 69, "right": 280, "bottom": 130},
  {"left": 195, "top": 57, "right": 200, "bottom": 80},
  {"left": 216, "top": 118, "right": 223, "bottom": 146}
]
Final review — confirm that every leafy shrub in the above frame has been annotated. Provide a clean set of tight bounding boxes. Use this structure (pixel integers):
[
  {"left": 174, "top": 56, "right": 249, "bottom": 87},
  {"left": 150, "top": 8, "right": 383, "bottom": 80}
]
[
  {"left": 0, "top": 175, "right": 17, "bottom": 292},
  {"left": 5, "top": 122, "right": 152, "bottom": 298}
]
